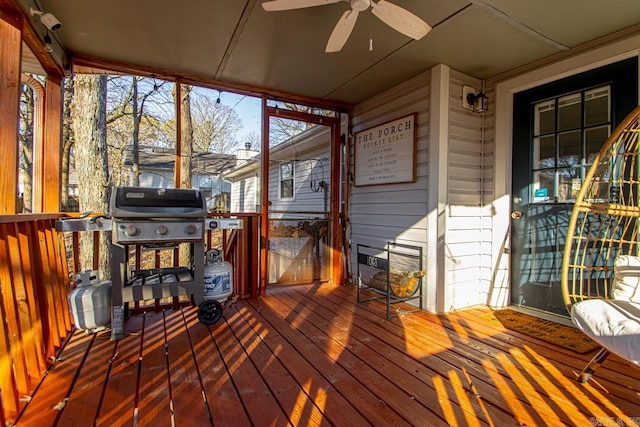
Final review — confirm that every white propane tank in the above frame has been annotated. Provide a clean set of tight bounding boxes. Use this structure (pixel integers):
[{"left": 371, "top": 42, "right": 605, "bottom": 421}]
[
  {"left": 203, "top": 249, "right": 233, "bottom": 302},
  {"left": 68, "top": 270, "right": 111, "bottom": 332}
]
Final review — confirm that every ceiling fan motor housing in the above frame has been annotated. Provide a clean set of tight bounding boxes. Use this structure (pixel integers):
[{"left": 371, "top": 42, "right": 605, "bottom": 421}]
[{"left": 351, "top": 0, "right": 371, "bottom": 12}]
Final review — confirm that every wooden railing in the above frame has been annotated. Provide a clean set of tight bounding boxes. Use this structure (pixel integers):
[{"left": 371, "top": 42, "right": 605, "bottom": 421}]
[
  {"left": 0, "top": 212, "right": 260, "bottom": 425},
  {"left": 207, "top": 213, "right": 261, "bottom": 299},
  {"left": 0, "top": 214, "right": 72, "bottom": 425}
]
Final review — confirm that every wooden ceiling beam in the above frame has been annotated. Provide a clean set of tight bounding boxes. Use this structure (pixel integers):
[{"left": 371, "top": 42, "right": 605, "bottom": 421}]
[{"left": 71, "top": 54, "right": 354, "bottom": 113}]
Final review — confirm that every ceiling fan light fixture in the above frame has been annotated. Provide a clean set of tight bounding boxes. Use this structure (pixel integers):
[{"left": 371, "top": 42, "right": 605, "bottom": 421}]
[{"left": 263, "top": 0, "right": 430, "bottom": 52}]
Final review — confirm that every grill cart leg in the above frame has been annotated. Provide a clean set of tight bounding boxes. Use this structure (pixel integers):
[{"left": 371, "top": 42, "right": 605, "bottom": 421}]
[{"left": 111, "top": 243, "right": 127, "bottom": 340}]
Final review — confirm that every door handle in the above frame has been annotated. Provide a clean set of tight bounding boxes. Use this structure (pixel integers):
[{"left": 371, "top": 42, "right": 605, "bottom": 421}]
[{"left": 511, "top": 211, "right": 523, "bottom": 220}]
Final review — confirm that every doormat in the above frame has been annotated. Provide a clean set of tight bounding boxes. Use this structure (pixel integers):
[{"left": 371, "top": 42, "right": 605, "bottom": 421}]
[{"left": 479, "top": 309, "right": 600, "bottom": 354}]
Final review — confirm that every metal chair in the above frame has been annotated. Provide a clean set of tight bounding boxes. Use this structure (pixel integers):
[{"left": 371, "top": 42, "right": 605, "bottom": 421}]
[{"left": 561, "top": 105, "right": 640, "bottom": 383}]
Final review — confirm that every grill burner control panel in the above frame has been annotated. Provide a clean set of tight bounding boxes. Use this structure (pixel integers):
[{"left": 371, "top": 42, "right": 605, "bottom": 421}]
[{"left": 114, "top": 220, "right": 203, "bottom": 244}]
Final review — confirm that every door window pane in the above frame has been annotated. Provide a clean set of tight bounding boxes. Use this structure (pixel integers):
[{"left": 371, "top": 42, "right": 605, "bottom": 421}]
[
  {"left": 558, "top": 130, "right": 581, "bottom": 167},
  {"left": 585, "top": 87, "right": 610, "bottom": 126},
  {"left": 586, "top": 125, "right": 610, "bottom": 164},
  {"left": 532, "top": 170, "right": 554, "bottom": 203},
  {"left": 534, "top": 100, "right": 555, "bottom": 135},
  {"left": 533, "top": 135, "right": 555, "bottom": 169},
  {"left": 558, "top": 167, "right": 581, "bottom": 202},
  {"left": 558, "top": 93, "right": 581, "bottom": 131}
]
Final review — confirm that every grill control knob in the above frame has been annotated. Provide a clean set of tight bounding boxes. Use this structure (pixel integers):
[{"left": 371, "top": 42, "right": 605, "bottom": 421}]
[
  {"left": 123, "top": 224, "right": 140, "bottom": 238},
  {"left": 184, "top": 224, "right": 197, "bottom": 236},
  {"left": 155, "top": 225, "right": 169, "bottom": 237}
]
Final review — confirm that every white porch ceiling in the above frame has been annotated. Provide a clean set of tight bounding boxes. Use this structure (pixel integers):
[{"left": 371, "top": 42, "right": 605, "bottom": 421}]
[{"left": 26, "top": 0, "right": 640, "bottom": 104}]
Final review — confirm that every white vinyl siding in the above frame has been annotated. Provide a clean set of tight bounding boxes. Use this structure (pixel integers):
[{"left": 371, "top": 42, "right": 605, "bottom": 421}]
[
  {"left": 444, "top": 71, "right": 488, "bottom": 310},
  {"left": 230, "top": 174, "right": 258, "bottom": 213},
  {"left": 350, "top": 65, "right": 491, "bottom": 313},
  {"left": 350, "top": 70, "right": 430, "bottom": 308},
  {"left": 269, "top": 142, "right": 331, "bottom": 218}
]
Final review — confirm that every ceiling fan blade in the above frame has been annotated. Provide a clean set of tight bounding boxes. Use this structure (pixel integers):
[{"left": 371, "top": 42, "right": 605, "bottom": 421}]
[
  {"left": 325, "top": 9, "right": 359, "bottom": 53},
  {"left": 262, "top": 0, "right": 342, "bottom": 12},
  {"left": 370, "top": 0, "right": 431, "bottom": 40}
]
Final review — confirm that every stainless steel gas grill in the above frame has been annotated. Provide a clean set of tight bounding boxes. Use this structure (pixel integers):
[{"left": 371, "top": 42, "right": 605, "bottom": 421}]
[{"left": 109, "top": 186, "right": 220, "bottom": 340}]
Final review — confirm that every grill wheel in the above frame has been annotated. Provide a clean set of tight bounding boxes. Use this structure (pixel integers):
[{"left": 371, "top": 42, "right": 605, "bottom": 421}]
[{"left": 197, "top": 300, "right": 223, "bottom": 325}]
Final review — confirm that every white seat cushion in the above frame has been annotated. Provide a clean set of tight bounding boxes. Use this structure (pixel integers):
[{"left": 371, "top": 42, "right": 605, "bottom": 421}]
[
  {"left": 613, "top": 255, "right": 640, "bottom": 302},
  {"left": 571, "top": 299, "right": 640, "bottom": 365}
]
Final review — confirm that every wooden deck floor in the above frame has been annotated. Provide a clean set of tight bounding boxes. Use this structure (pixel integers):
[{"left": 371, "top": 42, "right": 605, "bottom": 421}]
[{"left": 14, "top": 283, "right": 640, "bottom": 426}]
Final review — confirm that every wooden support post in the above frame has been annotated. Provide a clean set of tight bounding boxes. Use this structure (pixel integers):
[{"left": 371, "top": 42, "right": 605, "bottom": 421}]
[
  {"left": 42, "top": 77, "right": 63, "bottom": 212},
  {"left": 259, "top": 97, "right": 270, "bottom": 297},
  {"left": 0, "top": 8, "right": 22, "bottom": 214},
  {"left": 330, "top": 120, "right": 344, "bottom": 285}
]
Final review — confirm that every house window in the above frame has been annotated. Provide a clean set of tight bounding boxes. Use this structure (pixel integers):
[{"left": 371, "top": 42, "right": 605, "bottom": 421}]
[
  {"left": 531, "top": 86, "right": 611, "bottom": 203},
  {"left": 280, "top": 162, "right": 294, "bottom": 199}
]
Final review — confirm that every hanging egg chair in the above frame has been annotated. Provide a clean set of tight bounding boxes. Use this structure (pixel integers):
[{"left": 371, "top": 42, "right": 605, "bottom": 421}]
[{"left": 562, "top": 105, "right": 640, "bottom": 383}]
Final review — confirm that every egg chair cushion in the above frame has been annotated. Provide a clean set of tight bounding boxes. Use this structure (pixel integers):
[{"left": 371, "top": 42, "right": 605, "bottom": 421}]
[
  {"left": 613, "top": 255, "right": 640, "bottom": 303},
  {"left": 571, "top": 299, "right": 640, "bottom": 365}
]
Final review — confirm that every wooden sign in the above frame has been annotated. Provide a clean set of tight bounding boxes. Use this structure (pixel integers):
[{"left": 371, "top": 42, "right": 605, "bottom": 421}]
[{"left": 354, "top": 113, "right": 417, "bottom": 186}]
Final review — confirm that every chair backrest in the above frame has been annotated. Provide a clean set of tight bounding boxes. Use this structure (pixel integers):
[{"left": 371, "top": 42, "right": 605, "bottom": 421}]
[{"left": 562, "top": 105, "right": 640, "bottom": 310}]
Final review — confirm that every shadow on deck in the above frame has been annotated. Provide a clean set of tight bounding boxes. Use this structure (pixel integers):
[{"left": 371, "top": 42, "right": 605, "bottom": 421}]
[{"left": 14, "top": 283, "right": 640, "bottom": 426}]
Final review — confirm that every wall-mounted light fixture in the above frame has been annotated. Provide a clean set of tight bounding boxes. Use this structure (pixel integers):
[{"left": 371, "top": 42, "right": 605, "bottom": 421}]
[
  {"left": 43, "top": 32, "right": 53, "bottom": 53},
  {"left": 462, "top": 85, "right": 489, "bottom": 113}
]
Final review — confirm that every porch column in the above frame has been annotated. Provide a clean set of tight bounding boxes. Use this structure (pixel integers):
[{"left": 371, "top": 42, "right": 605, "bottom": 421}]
[
  {"left": 428, "top": 64, "right": 450, "bottom": 313},
  {"left": 0, "top": 6, "right": 22, "bottom": 214},
  {"left": 42, "top": 76, "right": 63, "bottom": 212}
]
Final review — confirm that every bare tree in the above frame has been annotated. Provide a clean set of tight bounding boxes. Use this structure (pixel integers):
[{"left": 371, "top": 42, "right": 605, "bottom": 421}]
[
  {"left": 107, "top": 76, "right": 168, "bottom": 186},
  {"left": 191, "top": 92, "right": 243, "bottom": 154},
  {"left": 177, "top": 84, "right": 194, "bottom": 189},
  {"left": 61, "top": 77, "right": 75, "bottom": 211},
  {"left": 241, "top": 130, "right": 261, "bottom": 151},
  {"left": 18, "top": 82, "right": 34, "bottom": 212},
  {"left": 268, "top": 102, "right": 323, "bottom": 146},
  {"left": 71, "top": 74, "right": 111, "bottom": 278}
]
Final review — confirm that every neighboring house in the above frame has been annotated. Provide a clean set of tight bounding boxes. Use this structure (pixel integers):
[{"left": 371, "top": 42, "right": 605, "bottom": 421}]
[
  {"left": 225, "top": 127, "right": 332, "bottom": 285},
  {"left": 224, "top": 126, "right": 331, "bottom": 219},
  {"left": 123, "top": 146, "right": 236, "bottom": 211}
]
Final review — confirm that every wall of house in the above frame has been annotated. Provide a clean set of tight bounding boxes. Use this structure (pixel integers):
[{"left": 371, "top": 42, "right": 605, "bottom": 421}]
[
  {"left": 350, "top": 70, "right": 433, "bottom": 310},
  {"left": 349, "top": 64, "right": 491, "bottom": 313},
  {"left": 443, "top": 69, "right": 490, "bottom": 311},
  {"left": 230, "top": 172, "right": 259, "bottom": 213},
  {"left": 268, "top": 131, "right": 331, "bottom": 219}
]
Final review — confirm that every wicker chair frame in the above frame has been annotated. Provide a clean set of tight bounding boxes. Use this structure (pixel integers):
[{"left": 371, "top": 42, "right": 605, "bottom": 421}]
[{"left": 561, "top": 105, "right": 640, "bottom": 382}]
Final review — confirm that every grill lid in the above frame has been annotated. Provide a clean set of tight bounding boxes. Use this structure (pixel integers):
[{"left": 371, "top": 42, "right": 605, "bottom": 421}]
[{"left": 110, "top": 186, "right": 207, "bottom": 218}]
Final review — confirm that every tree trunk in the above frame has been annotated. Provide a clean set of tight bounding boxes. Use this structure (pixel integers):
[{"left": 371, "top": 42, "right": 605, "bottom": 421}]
[
  {"left": 178, "top": 83, "right": 193, "bottom": 190},
  {"left": 61, "top": 77, "right": 74, "bottom": 211},
  {"left": 131, "top": 77, "right": 141, "bottom": 186},
  {"left": 71, "top": 74, "right": 112, "bottom": 279},
  {"left": 19, "top": 84, "right": 34, "bottom": 213},
  {"left": 177, "top": 83, "right": 194, "bottom": 267}
]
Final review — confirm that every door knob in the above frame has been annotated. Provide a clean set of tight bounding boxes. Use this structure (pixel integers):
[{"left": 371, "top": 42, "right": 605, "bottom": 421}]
[{"left": 511, "top": 211, "right": 523, "bottom": 220}]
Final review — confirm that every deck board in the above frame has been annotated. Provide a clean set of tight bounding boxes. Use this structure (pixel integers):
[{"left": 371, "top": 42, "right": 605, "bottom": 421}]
[
  {"left": 136, "top": 311, "right": 172, "bottom": 427},
  {"left": 215, "top": 308, "right": 292, "bottom": 426},
  {"left": 166, "top": 309, "right": 212, "bottom": 426},
  {"left": 95, "top": 314, "right": 144, "bottom": 426},
  {"left": 15, "top": 331, "right": 94, "bottom": 426},
  {"left": 186, "top": 307, "right": 253, "bottom": 427},
  {"left": 57, "top": 330, "right": 114, "bottom": 425},
  {"left": 15, "top": 283, "right": 640, "bottom": 426}
]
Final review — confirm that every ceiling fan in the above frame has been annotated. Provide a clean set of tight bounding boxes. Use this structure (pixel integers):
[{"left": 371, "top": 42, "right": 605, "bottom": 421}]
[{"left": 261, "top": 0, "right": 431, "bottom": 53}]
